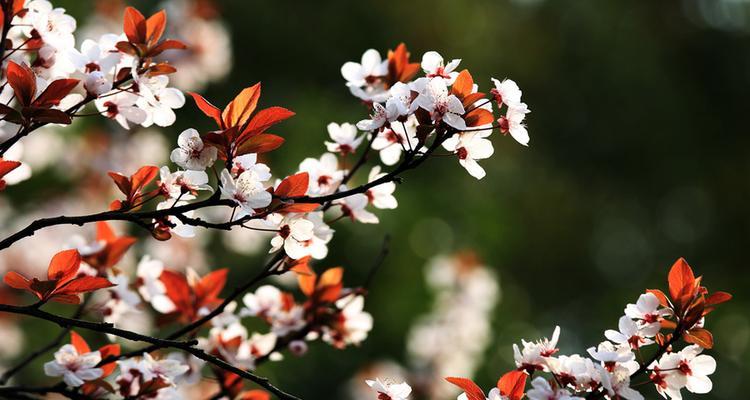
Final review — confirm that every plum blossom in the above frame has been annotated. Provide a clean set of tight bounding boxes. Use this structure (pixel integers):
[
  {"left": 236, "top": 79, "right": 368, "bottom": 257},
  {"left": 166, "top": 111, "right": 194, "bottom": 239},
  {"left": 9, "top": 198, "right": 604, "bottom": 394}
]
[
  {"left": 412, "top": 78, "right": 466, "bottom": 130},
  {"left": 366, "top": 166, "right": 397, "bottom": 209},
  {"left": 43, "top": 344, "right": 103, "bottom": 387},
  {"left": 136, "top": 256, "right": 175, "bottom": 314},
  {"left": 298, "top": 153, "right": 345, "bottom": 195},
  {"left": 499, "top": 103, "right": 531, "bottom": 146},
  {"left": 136, "top": 74, "right": 185, "bottom": 127},
  {"left": 155, "top": 201, "right": 195, "bottom": 238},
  {"left": 442, "top": 132, "right": 494, "bottom": 179},
  {"left": 357, "top": 102, "right": 393, "bottom": 132},
  {"left": 587, "top": 341, "right": 638, "bottom": 372},
  {"left": 220, "top": 169, "right": 272, "bottom": 218},
  {"left": 241, "top": 285, "right": 283, "bottom": 318},
  {"left": 371, "top": 120, "right": 419, "bottom": 166},
  {"left": 599, "top": 365, "right": 644, "bottom": 400},
  {"left": 624, "top": 292, "right": 671, "bottom": 331},
  {"left": 325, "top": 122, "right": 364, "bottom": 155},
  {"left": 170, "top": 128, "right": 218, "bottom": 171},
  {"left": 366, "top": 378, "right": 412, "bottom": 400},
  {"left": 652, "top": 345, "right": 716, "bottom": 398},
  {"left": 68, "top": 35, "right": 120, "bottom": 74},
  {"left": 323, "top": 294, "right": 373, "bottom": 348},
  {"left": 513, "top": 326, "right": 561, "bottom": 372},
  {"left": 605, "top": 316, "right": 657, "bottom": 350},
  {"left": 526, "top": 376, "right": 583, "bottom": 400},
  {"left": 268, "top": 215, "right": 315, "bottom": 259},
  {"left": 421, "top": 51, "right": 461, "bottom": 83},
  {"left": 158, "top": 166, "right": 212, "bottom": 200},
  {"left": 490, "top": 78, "right": 523, "bottom": 108},
  {"left": 95, "top": 92, "right": 147, "bottom": 129},
  {"left": 341, "top": 49, "right": 389, "bottom": 102},
  {"left": 334, "top": 191, "right": 379, "bottom": 223},
  {"left": 385, "top": 82, "right": 413, "bottom": 120},
  {"left": 232, "top": 154, "right": 272, "bottom": 181}
]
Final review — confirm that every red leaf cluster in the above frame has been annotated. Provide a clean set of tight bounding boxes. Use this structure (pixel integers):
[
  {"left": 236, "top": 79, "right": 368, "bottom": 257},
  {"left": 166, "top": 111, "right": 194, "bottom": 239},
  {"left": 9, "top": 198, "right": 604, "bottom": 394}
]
[
  {"left": 446, "top": 371, "right": 527, "bottom": 400},
  {"left": 116, "top": 7, "right": 186, "bottom": 61},
  {"left": 386, "top": 43, "right": 421, "bottom": 86},
  {"left": 160, "top": 268, "right": 228, "bottom": 323},
  {"left": 0, "top": 62, "right": 79, "bottom": 125},
  {"left": 108, "top": 165, "right": 159, "bottom": 211},
  {"left": 189, "top": 84, "right": 294, "bottom": 160},
  {"left": 81, "top": 222, "right": 137, "bottom": 273},
  {"left": 3, "top": 249, "right": 114, "bottom": 304},
  {"left": 451, "top": 70, "right": 494, "bottom": 127}
]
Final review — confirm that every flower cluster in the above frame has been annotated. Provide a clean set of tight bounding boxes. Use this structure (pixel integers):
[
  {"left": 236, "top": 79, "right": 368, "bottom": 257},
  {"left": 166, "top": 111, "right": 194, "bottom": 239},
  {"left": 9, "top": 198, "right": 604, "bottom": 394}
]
[{"left": 441, "top": 258, "right": 731, "bottom": 400}]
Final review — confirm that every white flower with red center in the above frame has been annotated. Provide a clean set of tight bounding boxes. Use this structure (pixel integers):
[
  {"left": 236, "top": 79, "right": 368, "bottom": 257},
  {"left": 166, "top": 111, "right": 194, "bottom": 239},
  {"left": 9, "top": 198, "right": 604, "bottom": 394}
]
[
  {"left": 270, "top": 304, "right": 306, "bottom": 336},
  {"left": 141, "top": 353, "right": 190, "bottom": 383},
  {"left": 490, "top": 78, "right": 523, "bottom": 108},
  {"left": 366, "top": 378, "right": 412, "bottom": 400},
  {"left": 325, "top": 122, "right": 364, "bottom": 156},
  {"left": 366, "top": 166, "right": 397, "bottom": 209},
  {"left": 241, "top": 285, "right": 283, "bottom": 319},
  {"left": 298, "top": 153, "right": 345, "bottom": 195},
  {"left": 605, "top": 316, "right": 657, "bottom": 350},
  {"left": 499, "top": 103, "right": 531, "bottom": 146},
  {"left": 136, "top": 256, "right": 175, "bottom": 314},
  {"left": 43, "top": 344, "right": 103, "bottom": 387},
  {"left": 268, "top": 215, "right": 315, "bottom": 259},
  {"left": 587, "top": 341, "right": 637, "bottom": 372},
  {"left": 170, "top": 128, "right": 218, "bottom": 171},
  {"left": 547, "top": 354, "right": 599, "bottom": 391},
  {"left": 68, "top": 35, "right": 121, "bottom": 74},
  {"left": 305, "top": 211, "right": 334, "bottom": 259},
  {"left": 341, "top": 49, "right": 389, "bottom": 102},
  {"left": 166, "top": 353, "right": 205, "bottom": 385},
  {"left": 599, "top": 364, "right": 644, "bottom": 400},
  {"left": 158, "top": 166, "right": 212, "bottom": 201},
  {"left": 624, "top": 292, "right": 671, "bottom": 331},
  {"left": 220, "top": 169, "right": 272, "bottom": 218},
  {"left": 526, "top": 376, "right": 583, "bottom": 400},
  {"left": 17, "top": 0, "right": 76, "bottom": 51},
  {"left": 652, "top": 345, "right": 716, "bottom": 398},
  {"left": 420, "top": 51, "right": 461, "bottom": 83},
  {"left": 513, "top": 326, "right": 561, "bottom": 372},
  {"left": 95, "top": 92, "right": 147, "bottom": 129},
  {"left": 371, "top": 120, "right": 419, "bottom": 166},
  {"left": 334, "top": 191, "right": 379, "bottom": 224},
  {"left": 83, "top": 71, "right": 111, "bottom": 97},
  {"left": 385, "top": 82, "right": 413, "bottom": 120},
  {"left": 236, "top": 332, "right": 277, "bottom": 369},
  {"left": 155, "top": 201, "right": 196, "bottom": 238},
  {"left": 323, "top": 294, "right": 373, "bottom": 348},
  {"left": 136, "top": 74, "right": 185, "bottom": 127},
  {"left": 232, "top": 154, "right": 272, "bottom": 181},
  {"left": 412, "top": 77, "right": 466, "bottom": 130},
  {"left": 357, "top": 102, "right": 394, "bottom": 132},
  {"left": 442, "top": 132, "right": 494, "bottom": 180}
]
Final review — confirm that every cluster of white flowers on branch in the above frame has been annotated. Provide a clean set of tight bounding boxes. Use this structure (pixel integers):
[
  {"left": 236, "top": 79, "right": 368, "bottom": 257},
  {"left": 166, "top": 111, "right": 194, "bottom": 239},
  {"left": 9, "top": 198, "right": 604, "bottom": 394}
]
[
  {"left": 0, "top": 0, "right": 536, "bottom": 399},
  {"left": 364, "top": 259, "right": 731, "bottom": 400}
]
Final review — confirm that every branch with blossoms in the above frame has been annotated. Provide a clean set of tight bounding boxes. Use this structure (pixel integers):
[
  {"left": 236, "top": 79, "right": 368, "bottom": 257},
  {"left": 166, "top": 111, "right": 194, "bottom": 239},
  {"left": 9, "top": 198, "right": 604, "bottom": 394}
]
[
  {"left": 0, "top": 1, "right": 534, "bottom": 399},
  {"left": 373, "top": 258, "right": 730, "bottom": 400}
]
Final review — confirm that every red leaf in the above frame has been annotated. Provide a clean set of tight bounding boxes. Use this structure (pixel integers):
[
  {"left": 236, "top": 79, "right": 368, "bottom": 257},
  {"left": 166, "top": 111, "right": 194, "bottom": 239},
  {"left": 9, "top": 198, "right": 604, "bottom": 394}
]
[
  {"left": 123, "top": 7, "right": 146, "bottom": 44},
  {"left": 148, "top": 39, "right": 187, "bottom": 57},
  {"left": 668, "top": 258, "right": 696, "bottom": 307},
  {"left": 3, "top": 271, "right": 31, "bottom": 290},
  {"left": 108, "top": 172, "right": 131, "bottom": 196},
  {"left": 275, "top": 172, "right": 309, "bottom": 198},
  {"left": 222, "top": 83, "right": 261, "bottom": 129},
  {"left": 49, "top": 294, "right": 82, "bottom": 304},
  {"left": 98, "top": 344, "right": 121, "bottom": 377},
  {"left": 235, "top": 134, "right": 285, "bottom": 156},
  {"left": 238, "top": 390, "right": 271, "bottom": 400},
  {"left": 497, "top": 370, "right": 527, "bottom": 400},
  {"left": 145, "top": 10, "right": 166, "bottom": 44},
  {"left": 161, "top": 270, "right": 191, "bottom": 314},
  {"left": 684, "top": 327, "right": 714, "bottom": 349},
  {"left": 465, "top": 108, "right": 494, "bottom": 127},
  {"left": 239, "top": 106, "right": 295, "bottom": 139},
  {"left": 96, "top": 221, "right": 116, "bottom": 242},
  {"left": 279, "top": 203, "right": 320, "bottom": 213},
  {"left": 70, "top": 331, "right": 91, "bottom": 354},
  {"left": 189, "top": 92, "right": 223, "bottom": 127},
  {"left": 445, "top": 377, "right": 486, "bottom": 400},
  {"left": 33, "top": 78, "right": 80, "bottom": 108},
  {"left": 6, "top": 61, "right": 36, "bottom": 106},
  {"left": 196, "top": 269, "right": 228, "bottom": 304},
  {"left": 0, "top": 159, "right": 21, "bottom": 179},
  {"left": 23, "top": 108, "right": 72, "bottom": 124},
  {"left": 647, "top": 289, "right": 670, "bottom": 308},
  {"left": 451, "top": 70, "right": 474, "bottom": 99},
  {"left": 57, "top": 276, "right": 115, "bottom": 295},
  {"left": 47, "top": 249, "right": 81, "bottom": 284},
  {"left": 705, "top": 291, "right": 732, "bottom": 307},
  {"left": 131, "top": 165, "right": 159, "bottom": 192}
]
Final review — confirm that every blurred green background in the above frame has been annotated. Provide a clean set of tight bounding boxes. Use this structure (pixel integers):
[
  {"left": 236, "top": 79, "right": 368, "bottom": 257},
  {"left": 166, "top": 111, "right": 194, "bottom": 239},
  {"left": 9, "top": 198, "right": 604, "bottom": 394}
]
[{"left": 10, "top": 0, "right": 750, "bottom": 398}]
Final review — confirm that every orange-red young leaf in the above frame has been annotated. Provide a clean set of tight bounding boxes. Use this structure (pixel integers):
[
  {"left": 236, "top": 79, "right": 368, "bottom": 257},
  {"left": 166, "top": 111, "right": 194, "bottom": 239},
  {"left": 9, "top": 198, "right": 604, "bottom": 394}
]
[
  {"left": 6, "top": 61, "right": 36, "bottom": 106},
  {"left": 145, "top": 10, "right": 167, "bottom": 44},
  {"left": 148, "top": 39, "right": 188, "bottom": 57},
  {"left": 70, "top": 331, "right": 91, "bottom": 354},
  {"left": 445, "top": 377, "right": 486, "bottom": 400},
  {"left": 465, "top": 108, "right": 494, "bottom": 127},
  {"left": 705, "top": 291, "right": 732, "bottom": 307},
  {"left": 57, "top": 276, "right": 115, "bottom": 295},
  {"left": 98, "top": 344, "right": 120, "bottom": 376},
  {"left": 195, "top": 268, "right": 228, "bottom": 302},
  {"left": 298, "top": 272, "right": 316, "bottom": 297},
  {"left": 668, "top": 258, "right": 696, "bottom": 306},
  {"left": 238, "top": 390, "right": 271, "bottom": 400},
  {"left": 47, "top": 249, "right": 81, "bottom": 283},
  {"left": 0, "top": 159, "right": 21, "bottom": 178},
  {"left": 222, "top": 83, "right": 261, "bottom": 129},
  {"left": 497, "top": 370, "right": 527, "bottom": 400},
  {"left": 275, "top": 172, "right": 309, "bottom": 198},
  {"left": 239, "top": 106, "right": 295, "bottom": 139},
  {"left": 33, "top": 78, "right": 80, "bottom": 108},
  {"left": 647, "top": 289, "right": 670, "bottom": 308},
  {"left": 684, "top": 327, "right": 714, "bottom": 349},
  {"left": 189, "top": 92, "right": 223, "bottom": 127},
  {"left": 131, "top": 165, "right": 159, "bottom": 192},
  {"left": 161, "top": 270, "right": 191, "bottom": 314},
  {"left": 123, "top": 7, "right": 146, "bottom": 44},
  {"left": 279, "top": 203, "right": 320, "bottom": 213},
  {"left": 452, "top": 70, "right": 474, "bottom": 99},
  {"left": 3, "top": 271, "right": 31, "bottom": 290},
  {"left": 235, "top": 134, "right": 285, "bottom": 156}
]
